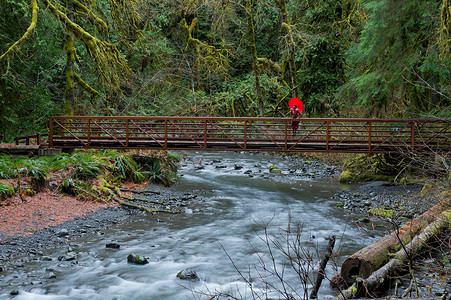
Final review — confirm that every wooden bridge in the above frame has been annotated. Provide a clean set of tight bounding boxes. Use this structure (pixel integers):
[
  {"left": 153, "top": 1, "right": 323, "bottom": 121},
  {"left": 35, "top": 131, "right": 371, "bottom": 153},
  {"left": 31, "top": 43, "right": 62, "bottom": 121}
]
[{"left": 44, "top": 116, "right": 451, "bottom": 154}]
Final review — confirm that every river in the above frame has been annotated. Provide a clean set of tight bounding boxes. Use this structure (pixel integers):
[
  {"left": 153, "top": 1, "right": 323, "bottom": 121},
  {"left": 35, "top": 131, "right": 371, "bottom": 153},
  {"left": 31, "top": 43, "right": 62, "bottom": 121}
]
[{"left": 0, "top": 151, "right": 385, "bottom": 299}]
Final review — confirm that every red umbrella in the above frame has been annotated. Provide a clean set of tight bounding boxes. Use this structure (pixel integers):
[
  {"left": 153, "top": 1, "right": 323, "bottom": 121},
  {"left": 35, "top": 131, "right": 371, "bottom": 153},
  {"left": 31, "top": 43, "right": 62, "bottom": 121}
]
[{"left": 289, "top": 98, "right": 304, "bottom": 114}]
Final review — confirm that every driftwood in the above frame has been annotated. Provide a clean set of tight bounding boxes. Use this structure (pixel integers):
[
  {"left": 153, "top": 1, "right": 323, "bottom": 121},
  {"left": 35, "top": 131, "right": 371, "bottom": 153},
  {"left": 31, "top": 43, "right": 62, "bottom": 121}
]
[
  {"left": 124, "top": 196, "right": 165, "bottom": 205},
  {"left": 113, "top": 197, "right": 180, "bottom": 214},
  {"left": 402, "top": 279, "right": 415, "bottom": 298},
  {"left": 119, "top": 188, "right": 160, "bottom": 194},
  {"left": 310, "top": 235, "right": 336, "bottom": 299},
  {"left": 366, "top": 295, "right": 450, "bottom": 300},
  {"left": 339, "top": 199, "right": 451, "bottom": 285},
  {"left": 340, "top": 209, "right": 451, "bottom": 299}
]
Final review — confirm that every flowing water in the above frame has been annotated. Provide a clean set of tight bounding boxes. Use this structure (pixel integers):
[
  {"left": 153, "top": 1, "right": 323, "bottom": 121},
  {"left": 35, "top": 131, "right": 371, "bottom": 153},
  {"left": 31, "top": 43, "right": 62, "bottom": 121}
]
[{"left": 0, "top": 151, "right": 385, "bottom": 300}]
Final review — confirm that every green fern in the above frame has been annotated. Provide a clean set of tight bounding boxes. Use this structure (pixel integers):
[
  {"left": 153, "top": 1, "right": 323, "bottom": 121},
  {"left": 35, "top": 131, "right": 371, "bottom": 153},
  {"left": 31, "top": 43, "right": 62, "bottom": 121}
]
[
  {"left": 70, "top": 152, "right": 108, "bottom": 179},
  {"left": 0, "top": 155, "right": 16, "bottom": 179},
  {"left": 0, "top": 182, "right": 15, "bottom": 200}
]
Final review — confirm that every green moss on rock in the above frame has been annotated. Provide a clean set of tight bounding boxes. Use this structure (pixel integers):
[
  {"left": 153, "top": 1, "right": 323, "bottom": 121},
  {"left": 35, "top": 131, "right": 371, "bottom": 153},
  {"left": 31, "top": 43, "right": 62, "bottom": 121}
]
[
  {"left": 269, "top": 165, "right": 281, "bottom": 174},
  {"left": 368, "top": 207, "right": 396, "bottom": 218},
  {"left": 338, "top": 170, "right": 394, "bottom": 183},
  {"left": 338, "top": 170, "right": 354, "bottom": 182}
]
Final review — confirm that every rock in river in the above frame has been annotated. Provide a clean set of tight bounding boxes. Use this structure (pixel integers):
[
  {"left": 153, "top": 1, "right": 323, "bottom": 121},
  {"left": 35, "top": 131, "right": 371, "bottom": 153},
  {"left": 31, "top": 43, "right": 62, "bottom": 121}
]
[
  {"left": 176, "top": 269, "right": 199, "bottom": 281},
  {"left": 127, "top": 253, "right": 149, "bottom": 265},
  {"left": 106, "top": 242, "right": 121, "bottom": 249}
]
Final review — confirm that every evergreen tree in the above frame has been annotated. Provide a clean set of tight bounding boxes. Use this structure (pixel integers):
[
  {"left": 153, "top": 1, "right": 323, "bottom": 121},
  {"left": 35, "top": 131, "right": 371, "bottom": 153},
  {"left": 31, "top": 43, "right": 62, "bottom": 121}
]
[{"left": 345, "top": 0, "right": 451, "bottom": 118}]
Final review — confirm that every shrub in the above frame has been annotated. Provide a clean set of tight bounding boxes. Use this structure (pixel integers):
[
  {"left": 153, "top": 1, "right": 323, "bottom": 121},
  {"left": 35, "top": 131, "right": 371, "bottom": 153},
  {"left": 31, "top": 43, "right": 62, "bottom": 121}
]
[
  {"left": 110, "top": 152, "right": 146, "bottom": 183},
  {"left": 132, "top": 151, "right": 180, "bottom": 185},
  {"left": 25, "top": 166, "right": 48, "bottom": 190},
  {"left": 0, "top": 182, "right": 15, "bottom": 201},
  {"left": 15, "top": 158, "right": 49, "bottom": 190},
  {"left": 70, "top": 152, "right": 109, "bottom": 179},
  {"left": 60, "top": 178, "right": 97, "bottom": 201},
  {"left": 0, "top": 155, "right": 17, "bottom": 179}
]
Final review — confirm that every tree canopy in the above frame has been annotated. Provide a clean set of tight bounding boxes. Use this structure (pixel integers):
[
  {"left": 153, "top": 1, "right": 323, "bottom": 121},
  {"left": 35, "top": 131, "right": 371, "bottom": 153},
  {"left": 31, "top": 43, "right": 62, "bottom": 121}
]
[{"left": 0, "top": 0, "right": 450, "bottom": 141}]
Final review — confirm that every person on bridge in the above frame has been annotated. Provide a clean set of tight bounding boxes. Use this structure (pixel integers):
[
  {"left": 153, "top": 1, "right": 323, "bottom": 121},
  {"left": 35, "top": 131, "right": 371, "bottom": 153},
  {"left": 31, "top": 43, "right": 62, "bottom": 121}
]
[{"left": 290, "top": 104, "right": 302, "bottom": 136}]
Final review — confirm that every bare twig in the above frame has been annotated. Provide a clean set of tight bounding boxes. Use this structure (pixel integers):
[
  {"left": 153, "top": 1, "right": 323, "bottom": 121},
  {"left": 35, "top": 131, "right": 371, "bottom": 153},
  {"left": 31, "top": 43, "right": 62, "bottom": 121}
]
[{"left": 310, "top": 235, "right": 336, "bottom": 299}]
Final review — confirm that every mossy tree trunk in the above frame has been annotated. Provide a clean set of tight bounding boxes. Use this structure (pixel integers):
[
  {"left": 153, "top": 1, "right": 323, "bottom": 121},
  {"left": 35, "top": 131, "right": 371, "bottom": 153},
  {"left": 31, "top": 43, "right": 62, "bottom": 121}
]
[
  {"left": 245, "top": 0, "right": 264, "bottom": 116},
  {"left": 277, "top": 0, "right": 298, "bottom": 98},
  {"left": 65, "top": 0, "right": 75, "bottom": 115}
]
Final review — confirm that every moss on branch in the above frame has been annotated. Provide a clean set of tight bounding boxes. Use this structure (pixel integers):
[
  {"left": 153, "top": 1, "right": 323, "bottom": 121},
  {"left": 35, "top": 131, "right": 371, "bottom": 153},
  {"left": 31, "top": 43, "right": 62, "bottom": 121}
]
[
  {"left": 73, "top": 0, "right": 109, "bottom": 34},
  {"left": 0, "top": 0, "right": 39, "bottom": 63},
  {"left": 40, "top": 0, "right": 136, "bottom": 94},
  {"left": 257, "top": 58, "right": 281, "bottom": 74},
  {"left": 180, "top": 18, "right": 230, "bottom": 74},
  {"left": 74, "top": 71, "right": 100, "bottom": 98}
]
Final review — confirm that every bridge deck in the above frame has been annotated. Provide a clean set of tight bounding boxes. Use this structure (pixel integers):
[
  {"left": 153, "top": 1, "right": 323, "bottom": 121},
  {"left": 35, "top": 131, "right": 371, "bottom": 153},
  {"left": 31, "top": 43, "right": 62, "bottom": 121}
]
[{"left": 48, "top": 116, "right": 451, "bottom": 154}]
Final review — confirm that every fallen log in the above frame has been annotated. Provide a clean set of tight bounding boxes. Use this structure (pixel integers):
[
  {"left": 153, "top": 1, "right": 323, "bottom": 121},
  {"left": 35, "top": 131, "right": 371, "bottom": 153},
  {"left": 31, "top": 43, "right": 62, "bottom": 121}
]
[
  {"left": 113, "top": 197, "right": 181, "bottom": 214},
  {"left": 339, "top": 198, "right": 451, "bottom": 285},
  {"left": 339, "top": 209, "right": 451, "bottom": 299},
  {"left": 119, "top": 188, "right": 160, "bottom": 194},
  {"left": 363, "top": 297, "right": 448, "bottom": 300},
  {"left": 123, "top": 195, "right": 165, "bottom": 205}
]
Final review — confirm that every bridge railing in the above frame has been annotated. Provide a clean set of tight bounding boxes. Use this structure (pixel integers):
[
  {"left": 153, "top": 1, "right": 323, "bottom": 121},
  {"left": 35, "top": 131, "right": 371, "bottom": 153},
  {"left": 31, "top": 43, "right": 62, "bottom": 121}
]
[
  {"left": 15, "top": 133, "right": 49, "bottom": 145},
  {"left": 48, "top": 116, "right": 451, "bottom": 153}
]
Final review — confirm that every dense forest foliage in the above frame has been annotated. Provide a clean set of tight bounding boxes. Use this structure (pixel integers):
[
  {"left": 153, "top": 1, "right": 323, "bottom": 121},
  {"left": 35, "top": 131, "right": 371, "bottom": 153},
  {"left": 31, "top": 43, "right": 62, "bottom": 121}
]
[{"left": 1, "top": 0, "right": 450, "bottom": 141}]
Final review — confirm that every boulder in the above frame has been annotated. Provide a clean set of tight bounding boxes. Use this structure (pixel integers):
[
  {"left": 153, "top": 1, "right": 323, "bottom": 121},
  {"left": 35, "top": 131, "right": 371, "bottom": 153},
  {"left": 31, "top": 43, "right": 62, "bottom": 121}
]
[
  {"left": 106, "top": 242, "right": 120, "bottom": 249},
  {"left": 58, "top": 252, "right": 77, "bottom": 261},
  {"left": 176, "top": 269, "right": 199, "bottom": 281},
  {"left": 127, "top": 254, "right": 149, "bottom": 265},
  {"left": 45, "top": 272, "right": 57, "bottom": 279},
  {"left": 56, "top": 229, "right": 69, "bottom": 237}
]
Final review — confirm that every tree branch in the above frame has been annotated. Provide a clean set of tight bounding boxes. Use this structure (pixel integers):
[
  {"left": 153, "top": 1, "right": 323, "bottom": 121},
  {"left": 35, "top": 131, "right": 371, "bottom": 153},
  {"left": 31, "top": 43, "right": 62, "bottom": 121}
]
[
  {"left": 40, "top": 0, "right": 133, "bottom": 93},
  {"left": 0, "top": 0, "right": 39, "bottom": 62}
]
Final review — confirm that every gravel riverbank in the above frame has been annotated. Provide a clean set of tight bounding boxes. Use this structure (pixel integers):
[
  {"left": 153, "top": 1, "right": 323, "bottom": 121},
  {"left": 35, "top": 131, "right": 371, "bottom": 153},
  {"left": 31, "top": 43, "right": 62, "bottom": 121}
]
[{"left": 0, "top": 183, "right": 202, "bottom": 264}]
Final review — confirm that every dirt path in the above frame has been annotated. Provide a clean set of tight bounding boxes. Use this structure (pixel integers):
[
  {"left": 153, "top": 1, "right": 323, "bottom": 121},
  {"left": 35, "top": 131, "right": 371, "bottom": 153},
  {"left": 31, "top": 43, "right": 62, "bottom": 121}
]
[{"left": 0, "top": 192, "right": 118, "bottom": 240}]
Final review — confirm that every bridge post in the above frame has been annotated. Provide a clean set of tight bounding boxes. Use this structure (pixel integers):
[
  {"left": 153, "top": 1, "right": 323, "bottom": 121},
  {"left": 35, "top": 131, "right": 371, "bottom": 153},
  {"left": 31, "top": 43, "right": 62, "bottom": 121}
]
[
  {"left": 411, "top": 121, "right": 415, "bottom": 153},
  {"left": 368, "top": 121, "right": 372, "bottom": 153},
  {"left": 284, "top": 120, "right": 288, "bottom": 151},
  {"left": 244, "top": 120, "right": 248, "bottom": 150},
  {"left": 87, "top": 118, "right": 91, "bottom": 147},
  {"left": 203, "top": 120, "right": 207, "bottom": 150},
  {"left": 49, "top": 118, "right": 53, "bottom": 148},
  {"left": 326, "top": 121, "right": 330, "bottom": 152},
  {"left": 164, "top": 120, "right": 168, "bottom": 149},
  {"left": 126, "top": 119, "right": 129, "bottom": 148}
]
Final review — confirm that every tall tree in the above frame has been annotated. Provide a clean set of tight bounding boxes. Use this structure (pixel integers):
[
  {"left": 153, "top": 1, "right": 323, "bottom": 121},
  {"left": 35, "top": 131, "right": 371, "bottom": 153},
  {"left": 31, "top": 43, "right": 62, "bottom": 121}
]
[{"left": 292, "top": 0, "right": 364, "bottom": 117}]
